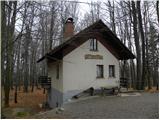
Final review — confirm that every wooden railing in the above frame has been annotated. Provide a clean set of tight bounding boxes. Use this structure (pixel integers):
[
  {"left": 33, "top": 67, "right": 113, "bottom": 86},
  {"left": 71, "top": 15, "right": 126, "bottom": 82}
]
[{"left": 38, "top": 76, "right": 51, "bottom": 89}]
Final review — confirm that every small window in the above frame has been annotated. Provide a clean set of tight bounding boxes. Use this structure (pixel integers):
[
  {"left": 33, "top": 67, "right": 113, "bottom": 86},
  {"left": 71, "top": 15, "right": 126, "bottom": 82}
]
[
  {"left": 97, "top": 65, "right": 104, "bottom": 78},
  {"left": 90, "top": 38, "right": 98, "bottom": 51},
  {"left": 56, "top": 64, "right": 59, "bottom": 79},
  {"left": 109, "top": 65, "right": 115, "bottom": 77}
]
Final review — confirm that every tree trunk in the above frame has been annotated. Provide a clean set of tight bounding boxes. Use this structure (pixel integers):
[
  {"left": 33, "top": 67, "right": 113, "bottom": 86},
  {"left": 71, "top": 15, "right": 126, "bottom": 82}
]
[
  {"left": 137, "top": 1, "right": 145, "bottom": 90},
  {"left": 14, "top": 85, "right": 18, "bottom": 103},
  {"left": 49, "top": 2, "right": 55, "bottom": 50},
  {"left": 4, "top": 1, "right": 17, "bottom": 107},
  {"left": 23, "top": 25, "right": 30, "bottom": 93},
  {"left": 143, "top": 2, "right": 151, "bottom": 89},
  {"left": 108, "top": 1, "right": 116, "bottom": 34},
  {"left": 131, "top": 1, "right": 142, "bottom": 90},
  {"left": 156, "top": 1, "right": 159, "bottom": 22},
  {"left": 1, "top": 1, "right": 6, "bottom": 88}
]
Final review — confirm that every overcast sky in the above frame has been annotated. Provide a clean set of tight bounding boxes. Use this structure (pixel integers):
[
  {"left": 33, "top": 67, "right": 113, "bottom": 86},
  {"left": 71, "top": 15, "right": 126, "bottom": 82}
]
[{"left": 70, "top": 0, "right": 107, "bottom": 18}]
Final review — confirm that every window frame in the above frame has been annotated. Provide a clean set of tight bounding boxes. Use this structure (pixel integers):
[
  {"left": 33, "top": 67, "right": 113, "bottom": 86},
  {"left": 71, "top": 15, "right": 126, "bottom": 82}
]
[
  {"left": 96, "top": 65, "right": 104, "bottom": 78},
  {"left": 90, "top": 38, "right": 98, "bottom": 51},
  {"left": 109, "top": 65, "right": 115, "bottom": 78},
  {"left": 56, "top": 64, "right": 59, "bottom": 79}
]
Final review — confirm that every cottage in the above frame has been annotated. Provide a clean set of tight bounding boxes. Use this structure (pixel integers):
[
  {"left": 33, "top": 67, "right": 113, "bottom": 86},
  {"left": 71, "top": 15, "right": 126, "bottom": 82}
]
[{"left": 37, "top": 18, "right": 135, "bottom": 108}]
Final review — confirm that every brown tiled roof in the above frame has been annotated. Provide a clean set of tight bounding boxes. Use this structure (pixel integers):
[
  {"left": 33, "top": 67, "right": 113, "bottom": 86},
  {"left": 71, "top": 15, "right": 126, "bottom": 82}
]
[{"left": 37, "top": 19, "right": 135, "bottom": 63}]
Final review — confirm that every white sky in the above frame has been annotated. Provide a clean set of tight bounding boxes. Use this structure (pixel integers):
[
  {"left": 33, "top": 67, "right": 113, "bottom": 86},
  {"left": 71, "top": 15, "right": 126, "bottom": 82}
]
[{"left": 67, "top": 0, "right": 107, "bottom": 18}]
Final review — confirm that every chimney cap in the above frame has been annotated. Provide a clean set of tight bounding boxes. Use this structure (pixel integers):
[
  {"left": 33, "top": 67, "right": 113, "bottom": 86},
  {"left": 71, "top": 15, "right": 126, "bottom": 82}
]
[{"left": 66, "top": 17, "right": 74, "bottom": 23}]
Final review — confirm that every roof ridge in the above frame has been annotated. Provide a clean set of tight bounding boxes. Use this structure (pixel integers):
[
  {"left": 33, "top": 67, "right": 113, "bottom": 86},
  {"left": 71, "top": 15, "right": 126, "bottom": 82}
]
[
  {"left": 47, "top": 19, "right": 105, "bottom": 55},
  {"left": 37, "top": 19, "right": 135, "bottom": 63}
]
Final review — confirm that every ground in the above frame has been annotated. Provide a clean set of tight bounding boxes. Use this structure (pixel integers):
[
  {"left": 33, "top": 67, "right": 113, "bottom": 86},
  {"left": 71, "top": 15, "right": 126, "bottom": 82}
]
[
  {"left": 2, "top": 87, "right": 159, "bottom": 119},
  {"left": 32, "top": 92, "right": 159, "bottom": 119},
  {"left": 2, "top": 87, "right": 50, "bottom": 119}
]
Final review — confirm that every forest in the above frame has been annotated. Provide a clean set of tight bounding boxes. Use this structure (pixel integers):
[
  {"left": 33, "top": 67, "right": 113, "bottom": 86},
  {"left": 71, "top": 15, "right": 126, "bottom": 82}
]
[{"left": 1, "top": 0, "right": 159, "bottom": 108}]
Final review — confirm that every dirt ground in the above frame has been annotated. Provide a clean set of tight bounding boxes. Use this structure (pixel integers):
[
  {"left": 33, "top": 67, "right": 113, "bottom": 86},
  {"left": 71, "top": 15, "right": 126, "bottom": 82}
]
[{"left": 2, "top": 86, "right": 50, "bottom": 118}]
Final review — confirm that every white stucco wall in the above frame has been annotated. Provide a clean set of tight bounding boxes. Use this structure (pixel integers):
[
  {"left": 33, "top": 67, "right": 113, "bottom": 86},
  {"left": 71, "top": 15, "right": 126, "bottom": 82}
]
[
  {"left": 47, "top": 61, "right": 64, "bottom": 107},
  {"left": 48, "top": 61, "right": 63, "bottom": 92},
  {"left": 63, "top": 40, "right": 120, "bottom": 94}
]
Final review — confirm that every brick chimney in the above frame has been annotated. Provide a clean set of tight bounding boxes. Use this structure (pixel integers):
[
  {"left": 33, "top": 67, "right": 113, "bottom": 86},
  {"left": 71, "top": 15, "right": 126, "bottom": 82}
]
[{"left": 64, "top": 18, "right": 74, "bottom": 40}]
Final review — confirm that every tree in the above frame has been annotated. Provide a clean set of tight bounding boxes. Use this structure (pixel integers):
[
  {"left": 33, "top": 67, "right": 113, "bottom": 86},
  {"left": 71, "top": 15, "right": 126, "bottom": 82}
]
[
  {"left": 137, "top": 1, "right": 145, "bottom": 90},
  {"left": 2, "top": 1, "right": 18, "bottom": 107},
  {"left": 49, "top": 1, "right": 56, "bottom": 50},
  {"left": 107, "top": 0, "right": 116, "bottom": 34},
  {"left": 156, "top": 1, "right": 159, "bottom": 22},
  {"left": 131, "top": 1, "right": 142, "bottom": 90},
  {"left": 148, "top": 23, "right": 159, "bottom": 88}
]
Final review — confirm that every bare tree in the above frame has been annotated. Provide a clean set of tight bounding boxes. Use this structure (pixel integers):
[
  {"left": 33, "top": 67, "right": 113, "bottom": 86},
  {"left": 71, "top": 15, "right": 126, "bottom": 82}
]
[
  {"left": 2, "top": 1, "right": 18, "bottom": 107},
  {"left": 107, "top": 0, "right": 116, "bottom": 34},
  {"left": 137, "top": 1, "right": 145, "bottom": 90},
  {"left": 131, "top": 1, "right": 142, "bottom": 90},
  {"left": 156, "top": 1, "right": 159, "bottom": 22}
]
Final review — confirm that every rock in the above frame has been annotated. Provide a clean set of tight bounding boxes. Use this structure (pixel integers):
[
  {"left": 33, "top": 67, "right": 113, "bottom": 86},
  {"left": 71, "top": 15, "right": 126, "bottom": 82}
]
[
  {"left": 55, "top": 107, "right": 64, "bottom": 114},
  {"left": 59, "top": 107, "right": 64, "bottom": 111}
]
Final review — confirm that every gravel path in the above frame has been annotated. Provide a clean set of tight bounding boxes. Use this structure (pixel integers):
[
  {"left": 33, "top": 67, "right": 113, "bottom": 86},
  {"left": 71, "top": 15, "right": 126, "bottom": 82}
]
[{"left": 33, "top": 92, "right": 159, "bottom": 119}]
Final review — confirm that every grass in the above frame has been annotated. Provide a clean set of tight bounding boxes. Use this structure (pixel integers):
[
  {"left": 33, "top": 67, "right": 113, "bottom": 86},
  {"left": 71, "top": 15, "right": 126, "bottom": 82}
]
[{"left": 16, "top": 111, "right": 28, "bottom": 117}]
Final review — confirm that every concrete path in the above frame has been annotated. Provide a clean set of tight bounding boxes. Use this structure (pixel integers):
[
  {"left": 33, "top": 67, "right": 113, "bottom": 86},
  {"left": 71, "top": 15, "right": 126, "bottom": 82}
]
[{"left": 32, "top": 92, "right": 159, "bottom": 119}]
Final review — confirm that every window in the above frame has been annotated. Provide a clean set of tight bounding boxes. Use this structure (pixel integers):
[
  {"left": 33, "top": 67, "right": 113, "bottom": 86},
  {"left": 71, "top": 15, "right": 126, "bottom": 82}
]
[
  {"left": 109, "top": 65, "right": 115, "bottom": 77},
  {"left": 56, "top": 64, "right": 59, "bottom": 79},
  {"left": 90, "top": 38, "right": 98, "bottom": 51},
  {"left": 97, "top": 65, "right": 104, "bottom": 78}
]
